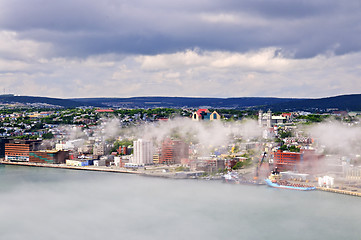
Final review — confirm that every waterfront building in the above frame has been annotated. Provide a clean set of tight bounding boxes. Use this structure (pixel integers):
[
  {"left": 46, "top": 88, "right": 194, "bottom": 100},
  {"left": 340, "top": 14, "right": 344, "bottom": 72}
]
[
  {"left": 29, "top": 150, "right": 69, "bottom": 164},
  {"left": 94, "top": 159, "right": 106, "bottom": 166},
  {"left": 273, "top": 150, "right": 302, "bottom": 171},
  {"left": 66, "top": 159, "right": 91, "bottom": 167},
  {"left": 5, "top": 139, "right": 42, "bottom": 162},
  {"left": 131, "top": 139, "right": 153, "bottom": 165},
  {"left": 191, "top": 157, "right": 225, "bottom": 172},
  {"left": 273, "top": 148, "right": 323, "bottom": 172},
  {"left": 153, "top": 153, "right": 160, "bottom": 164},
  {"left": 4, "top": 139, "right": 69, "bottom": 164},
  {"left": 114, "top": 156, "right": 122, "bottom": 167}
]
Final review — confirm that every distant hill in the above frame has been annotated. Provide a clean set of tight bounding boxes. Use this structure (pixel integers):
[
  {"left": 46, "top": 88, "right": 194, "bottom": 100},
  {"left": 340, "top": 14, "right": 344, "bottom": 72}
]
[
  {"left": 0, "top": 95, "right": 85, "bottom": 108},
  {"left": 266, "top": 94, "right": 361, "bottom": 111},
  {"left": 1, "top": 94, "right": 360, "bottom": 111},
  {"left": 71, "top": 96, "right": 300, "bottom": 109}
]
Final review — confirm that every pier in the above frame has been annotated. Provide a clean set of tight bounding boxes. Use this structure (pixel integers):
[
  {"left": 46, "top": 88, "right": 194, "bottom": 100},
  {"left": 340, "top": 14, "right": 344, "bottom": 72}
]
[
  {"left": 0, "top": 160, "right": 138, "bottom": 174},
  {"left": 3, "top": 160, "right": 361, "bottom": 197},
  {"left": 317, "top": 187, "right": 361, "bottom": 197},
  {"left": 0, "top": 160, "right": 205, "bottom": 179}
]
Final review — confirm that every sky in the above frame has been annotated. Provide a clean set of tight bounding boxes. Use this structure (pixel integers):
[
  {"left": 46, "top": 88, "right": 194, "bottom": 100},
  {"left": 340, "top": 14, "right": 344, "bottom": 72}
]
[{"left": 0, "top": 0, "right": 360, "bottom": 99}]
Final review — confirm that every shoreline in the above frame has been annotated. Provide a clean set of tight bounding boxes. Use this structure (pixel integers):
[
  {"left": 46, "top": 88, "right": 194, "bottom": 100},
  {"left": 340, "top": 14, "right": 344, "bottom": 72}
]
[
  {"left": 0, "top": 160, "right": 139, "bottom": 175},
  {"left": 2, "top": 160, "right": 361, "bottom": 197},
  {"left": 316, "top": 186, "right": 361, "bottom": 197},
  {"left": 0, "top": 160, "right": 206, "bottom": 179}
]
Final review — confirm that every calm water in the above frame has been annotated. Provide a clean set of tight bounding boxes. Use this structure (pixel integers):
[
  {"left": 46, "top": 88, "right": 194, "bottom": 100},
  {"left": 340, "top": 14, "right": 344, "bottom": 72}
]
[{"left": 0, "top": 165, "right": 360, "bottom": 240}]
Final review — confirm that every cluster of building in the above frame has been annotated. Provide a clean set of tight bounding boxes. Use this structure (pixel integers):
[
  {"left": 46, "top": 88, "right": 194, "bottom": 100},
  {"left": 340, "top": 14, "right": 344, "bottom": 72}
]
[
  {"left": 257, "top": 110, "right": 361, "bottom": 182},
  {"left": 1, "top": 138, "right": 69, "bottom": 164},
  {"left": 1, "top": 107, "right": 360, "bottom": 183}
]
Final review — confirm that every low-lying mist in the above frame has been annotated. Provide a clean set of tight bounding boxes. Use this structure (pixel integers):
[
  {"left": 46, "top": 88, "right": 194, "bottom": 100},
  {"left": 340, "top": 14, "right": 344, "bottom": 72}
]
[
  {"left": 304, "top": 120, "right": 361, "bottom": 156},
  {"left": 58, "top": 117, "right": 264, "bottom": 156}
]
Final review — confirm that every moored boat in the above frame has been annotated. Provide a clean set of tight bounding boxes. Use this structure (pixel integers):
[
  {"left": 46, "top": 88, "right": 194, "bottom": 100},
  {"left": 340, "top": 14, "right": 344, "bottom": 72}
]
[
  {"left": 223, "top": 171, "right": 264, "bottom": 185},
  {"left": 265, "top": 178, "right": 316, "bottom": 191},
  {"left": 265, "top": 168, "right": 316, "bottom": 191},
  {"left": 223, "top": 171, "right": 239, "bottom": 184}
]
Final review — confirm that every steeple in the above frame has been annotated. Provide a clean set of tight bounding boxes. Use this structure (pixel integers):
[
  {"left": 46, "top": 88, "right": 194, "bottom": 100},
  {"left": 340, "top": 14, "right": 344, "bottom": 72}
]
[{"left": 266, "top": 109, "right": 272, "bottom": 128}]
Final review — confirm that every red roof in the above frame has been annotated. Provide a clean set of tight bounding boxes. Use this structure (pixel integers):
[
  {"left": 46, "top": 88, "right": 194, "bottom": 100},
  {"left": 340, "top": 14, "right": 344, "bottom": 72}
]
[
  {"left": 196, "top": 109, "right": 209, "bottom": 117},
  {"left": 157, "top": 118, "right": 169, "bottom": 121},
  {"left": 95, "top": 109, "right": 114, "bottom": 113}
]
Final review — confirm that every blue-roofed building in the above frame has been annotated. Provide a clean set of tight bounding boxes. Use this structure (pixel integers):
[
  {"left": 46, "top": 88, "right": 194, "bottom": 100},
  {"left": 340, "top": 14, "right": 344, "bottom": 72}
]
[{"left": 192, "top": 109, "right": 221, "bottom": 121}]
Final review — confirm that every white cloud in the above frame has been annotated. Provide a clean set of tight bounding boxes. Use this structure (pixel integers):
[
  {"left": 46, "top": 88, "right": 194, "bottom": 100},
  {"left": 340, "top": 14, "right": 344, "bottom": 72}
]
[
  {"left": 0, "top": 32, "right": 360, "bottom": 99},
  {"left": 0, "top": 31, "right": 52, "bottom": 60},
  {"left": 137, "top": 48, "right": 290, "bottom": 72},
  {"left": 199, "top": 12, "right": 268, "bottom": 27},
  {"left": 199, "top": 13, "right": 243, "bottom": 24}
]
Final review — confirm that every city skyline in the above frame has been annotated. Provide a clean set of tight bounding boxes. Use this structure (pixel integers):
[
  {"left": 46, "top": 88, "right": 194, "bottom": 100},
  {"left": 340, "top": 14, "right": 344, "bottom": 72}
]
[{"left": 0, "top": 1, "right": 360, "bottom": 98}]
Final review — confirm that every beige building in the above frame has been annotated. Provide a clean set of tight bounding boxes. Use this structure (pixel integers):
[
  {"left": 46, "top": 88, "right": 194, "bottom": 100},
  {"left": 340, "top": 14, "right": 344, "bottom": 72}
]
[{"left": 192, "top": 109, "right": 221, "bottom": 121}]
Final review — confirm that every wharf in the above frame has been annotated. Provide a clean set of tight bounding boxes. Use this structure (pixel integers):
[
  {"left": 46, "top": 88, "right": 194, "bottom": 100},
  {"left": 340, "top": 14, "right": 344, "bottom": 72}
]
[
  {"left": 0, "top": 161, "right": 205, "bottom": 179},
  {"left": 317, "top": 187, "right": 361, "bottom": 197},
  {"left": 0, "top": 160, "right": 138, "bottom": 174}
]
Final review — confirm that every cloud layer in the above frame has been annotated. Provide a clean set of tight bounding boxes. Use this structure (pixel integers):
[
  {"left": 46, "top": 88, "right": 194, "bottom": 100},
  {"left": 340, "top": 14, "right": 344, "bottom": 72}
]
[{"left": 0, "top": 0, "right": 360, "bottom": 98}]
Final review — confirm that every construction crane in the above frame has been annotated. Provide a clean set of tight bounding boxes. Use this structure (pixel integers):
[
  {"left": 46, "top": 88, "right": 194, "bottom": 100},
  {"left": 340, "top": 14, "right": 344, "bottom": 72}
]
[{"left": 254, "top": 152, "right": 267, "bottom": 180}]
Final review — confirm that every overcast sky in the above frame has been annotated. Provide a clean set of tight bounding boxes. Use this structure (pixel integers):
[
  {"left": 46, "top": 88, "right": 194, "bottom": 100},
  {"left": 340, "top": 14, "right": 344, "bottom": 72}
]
[{"left": 0, "top": 0, "right": 360, "bottom": 98}]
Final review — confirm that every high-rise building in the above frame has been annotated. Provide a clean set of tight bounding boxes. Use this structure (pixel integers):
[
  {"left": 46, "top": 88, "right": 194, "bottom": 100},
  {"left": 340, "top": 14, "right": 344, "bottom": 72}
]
[
  {"left": 160, "top": 138, "right": 189, "bottom": 164},
  {"left": 131, "top": 139, "right": 153, "bottom": 165}
]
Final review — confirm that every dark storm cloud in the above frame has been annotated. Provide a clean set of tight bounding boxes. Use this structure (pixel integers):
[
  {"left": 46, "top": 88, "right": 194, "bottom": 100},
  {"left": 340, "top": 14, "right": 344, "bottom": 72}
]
[{"left": 0, "top": 0, "right": 360, "bottom": 58}]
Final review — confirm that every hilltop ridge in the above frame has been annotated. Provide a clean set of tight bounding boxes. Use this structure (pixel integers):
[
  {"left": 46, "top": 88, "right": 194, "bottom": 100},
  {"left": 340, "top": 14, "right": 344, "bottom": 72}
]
[{"left": 1, "top": 94, "right": 360, "bottom": 111}]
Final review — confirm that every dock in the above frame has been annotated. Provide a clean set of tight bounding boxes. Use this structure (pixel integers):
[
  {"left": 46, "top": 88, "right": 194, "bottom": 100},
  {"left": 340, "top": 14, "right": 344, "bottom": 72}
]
[
  {"left": 317, "top": 187, "right": 361, "bottom": 197},
  {"left": 0, "top": 160, "right": 204, "bottom": 179},
  {"left": 2, "top": 160, "right": 361, "bottom": 197},
  {"left": 0, "top": 160, "right": 139, "bottom": 174}
]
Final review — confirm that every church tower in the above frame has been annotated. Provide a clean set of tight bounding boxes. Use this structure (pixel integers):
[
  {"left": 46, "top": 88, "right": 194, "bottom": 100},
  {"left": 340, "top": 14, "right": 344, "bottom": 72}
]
[{"left": 266, "top": 109, "right": 272, "bottom": 128}]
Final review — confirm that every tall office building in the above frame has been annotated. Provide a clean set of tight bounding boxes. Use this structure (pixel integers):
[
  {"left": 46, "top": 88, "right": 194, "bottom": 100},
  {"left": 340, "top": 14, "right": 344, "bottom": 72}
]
[
  {"left": 160, "top": 138, "right": 189, "bottom": 164},
  {"left": 132, "top": 139, "right": 153, "bottom": 165}
]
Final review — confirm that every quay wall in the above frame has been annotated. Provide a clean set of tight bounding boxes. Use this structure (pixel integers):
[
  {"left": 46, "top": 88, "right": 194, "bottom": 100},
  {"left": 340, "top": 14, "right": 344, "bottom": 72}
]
[
  {"left": 317, "top": 187, "right": 361, "bottom": 197},
  {"left": 0, "top": 160, "right": 138, "bottom": 174}
]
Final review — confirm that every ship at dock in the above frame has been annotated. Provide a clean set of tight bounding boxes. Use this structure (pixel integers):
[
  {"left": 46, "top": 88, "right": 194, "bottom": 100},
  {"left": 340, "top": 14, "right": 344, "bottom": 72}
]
[
  {"left": 223, "top": 152, "right": 268, "bottom": 186},
  {"left": 265, "top": 167, "right": 316, "bottom": 191},
  {"left": 223, "top": 171, "right": 264, "bottom": 185}
]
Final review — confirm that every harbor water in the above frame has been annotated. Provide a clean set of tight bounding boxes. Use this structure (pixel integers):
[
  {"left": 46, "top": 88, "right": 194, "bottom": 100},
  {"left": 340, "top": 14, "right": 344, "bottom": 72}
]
[{"left": 1, "top": 165, "right": 361, "bottom": 240}]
